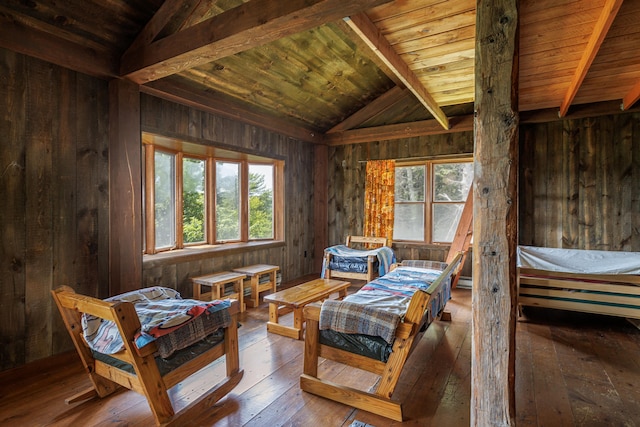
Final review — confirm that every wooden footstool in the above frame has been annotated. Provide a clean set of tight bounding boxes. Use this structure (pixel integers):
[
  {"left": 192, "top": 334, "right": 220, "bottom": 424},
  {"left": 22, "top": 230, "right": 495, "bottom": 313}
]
[
  {"left": 191, "top": 271, "right": 246, "bottom": 312},
  {"left": 263, "top": 278, "right": 350, "bottom": 339},
  {"left": 233, "top": 264, "right": 279, "bottom": 308}
]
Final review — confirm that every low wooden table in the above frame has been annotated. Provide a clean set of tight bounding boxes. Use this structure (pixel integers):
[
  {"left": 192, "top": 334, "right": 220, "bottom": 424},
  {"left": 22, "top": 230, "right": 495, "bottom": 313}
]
[
  {"left": 233, "top": 264, "right": 279, "bottom": 308},
  {"left": 263, "top": 278, "right": 350, "bottom": 340},
  {"left": 191, "top": 271, "right": 246, "bottom": 312}
]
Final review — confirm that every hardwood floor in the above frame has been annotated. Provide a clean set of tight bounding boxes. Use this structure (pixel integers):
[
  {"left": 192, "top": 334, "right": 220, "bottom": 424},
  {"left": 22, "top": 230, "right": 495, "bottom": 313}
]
[{"left": 1, "top": 277, "right": 639, "bottom": 426}]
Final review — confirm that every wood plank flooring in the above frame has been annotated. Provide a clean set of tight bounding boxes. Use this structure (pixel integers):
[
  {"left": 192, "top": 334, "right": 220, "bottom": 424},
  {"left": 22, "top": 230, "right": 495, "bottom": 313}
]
[{"left": 1, "top": 277, "right": 639, "bottom": 426}]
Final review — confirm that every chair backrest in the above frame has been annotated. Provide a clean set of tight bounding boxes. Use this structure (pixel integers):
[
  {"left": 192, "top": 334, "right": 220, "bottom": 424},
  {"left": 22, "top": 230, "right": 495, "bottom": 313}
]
[{"left": 346, "top": 235, "right": 389, "bottom": 248}]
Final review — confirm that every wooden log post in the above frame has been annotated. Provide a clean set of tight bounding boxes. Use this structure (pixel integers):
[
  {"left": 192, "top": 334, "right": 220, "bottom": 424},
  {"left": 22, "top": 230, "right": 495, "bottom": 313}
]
[
  {"left": 472, "top": 1, "right": 519, "bottom": 426},
  {"left": 109, "top": 79, "right": 142, "bottom": 295}
]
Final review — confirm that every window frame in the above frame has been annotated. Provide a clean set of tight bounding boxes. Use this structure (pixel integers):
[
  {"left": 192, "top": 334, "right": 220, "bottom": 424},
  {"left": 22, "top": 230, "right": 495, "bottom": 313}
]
[
  {"left": 393, "top": 157, "right": 473, "bottom": 245},
  {"left": 143, "top": 135, "right": 284, "bottom": 255}
]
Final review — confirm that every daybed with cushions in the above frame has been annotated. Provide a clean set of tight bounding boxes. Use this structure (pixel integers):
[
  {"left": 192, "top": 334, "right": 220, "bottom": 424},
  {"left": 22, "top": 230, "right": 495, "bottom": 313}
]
[
  {"left": 51, "top": 285, "right": 243, "bottom": 426},
  {"left": 517, "top": 245, "right": 640, "bottom": 320},
  {"left": 322, "top": 235, "right": 395, "bottom": 282},
  {"left": 301, "top": 253, "right": 463, "bottom": 421}
]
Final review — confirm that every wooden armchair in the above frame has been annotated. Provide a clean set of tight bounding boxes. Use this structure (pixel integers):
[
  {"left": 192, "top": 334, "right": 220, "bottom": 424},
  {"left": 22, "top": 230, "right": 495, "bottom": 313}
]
[
  {"left": 323, "top": 235, "right": 392, "bottom": 282},
  {"left": 51, "top": 285, "right": 243, "bottom": 426}
]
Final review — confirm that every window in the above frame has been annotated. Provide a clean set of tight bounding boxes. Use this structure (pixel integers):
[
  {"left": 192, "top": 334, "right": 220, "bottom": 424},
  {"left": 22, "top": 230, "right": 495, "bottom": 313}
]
[
  {"left": 393, "top": 159, "right": 473, "bottom": 244},
  {"left": 143, "top": 134, "right": 283, "bottom": 255}
]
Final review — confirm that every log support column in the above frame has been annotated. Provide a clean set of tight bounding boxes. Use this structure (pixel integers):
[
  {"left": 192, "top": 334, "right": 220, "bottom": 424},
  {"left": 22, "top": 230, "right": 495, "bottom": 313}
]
[{"left": 472, "top": 0, "right": 519, "bottom": 425}]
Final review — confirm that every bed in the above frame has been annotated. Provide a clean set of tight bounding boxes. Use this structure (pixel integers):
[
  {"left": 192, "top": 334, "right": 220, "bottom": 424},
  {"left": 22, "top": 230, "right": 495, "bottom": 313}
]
[
  {"left": 51, "top": 285, "right": 244, "bottom": 426},
  {"left": 517, "top": 246, "right": 640, "bottom": 320},
  {"left": 301, "top": 253, "right": 463, "bottom": 421},
  {"left": 322, "top": 235, "right": 395, "bottom": 282}
]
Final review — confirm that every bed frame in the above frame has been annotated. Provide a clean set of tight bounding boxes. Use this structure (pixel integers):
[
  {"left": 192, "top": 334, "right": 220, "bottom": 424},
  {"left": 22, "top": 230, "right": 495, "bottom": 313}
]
[
  {"left": 51, "top": 286, "right": 244, "bottom": 426},
  {"left": 300, "top": 253, "right": 462, "bottom": 421},
  {"left": 323, "top": 235, "right": 390, "bottom": 282},
  {"left": 518, "top": 268, "right": 640, "bottom": 320}
]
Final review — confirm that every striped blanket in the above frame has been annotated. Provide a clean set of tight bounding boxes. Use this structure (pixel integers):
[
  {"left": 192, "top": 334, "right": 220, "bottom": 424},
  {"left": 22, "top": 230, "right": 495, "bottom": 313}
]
[
  {"left": 319, "top": 266, "right": 448, "bottom": 344},
  {"left": 321, "top": 245, "right": 396, "bottom": 278},
  {"left": 82, "top": 286, "right": 231, "bottom": 357}
]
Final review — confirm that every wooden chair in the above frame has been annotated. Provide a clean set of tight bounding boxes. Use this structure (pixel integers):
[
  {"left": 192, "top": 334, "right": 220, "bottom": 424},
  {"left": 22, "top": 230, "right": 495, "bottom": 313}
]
[
  {"left": 51, "top": 286, "right": 244, "bottom": 426},
  {"left": 324, "top": 235, "right": 391, "bottom": 282},
  {"left": 300, "top": 253, "right": 462, "bottom": 421}
]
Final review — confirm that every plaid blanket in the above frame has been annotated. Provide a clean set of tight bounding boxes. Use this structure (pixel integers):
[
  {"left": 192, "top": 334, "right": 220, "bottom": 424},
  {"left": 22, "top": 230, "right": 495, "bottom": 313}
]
[
  {"left": 82, "top": 286, "right": 231, "bottom": 356},
  {"left": 321, "top": 245, "right": 396, "bottom": 278},
  {"left": 319, "top": 265, "right": 448, "bottom": 344},
  {"left": 319, "top": 299, "right": 400, "bottom": 344}
]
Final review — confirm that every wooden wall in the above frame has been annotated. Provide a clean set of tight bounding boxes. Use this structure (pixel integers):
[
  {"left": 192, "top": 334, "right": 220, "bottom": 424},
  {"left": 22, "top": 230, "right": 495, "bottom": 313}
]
[
  {"left": 327, "top": 132, "right": 475, "bottom": 274},
  {"left": 520, "top": 112, "right": 640, "bottom": 251},
  {"left": 0, "top": 49, "right": 110, "bottom": 370},
  {"left": 0, "top": 48, "right": 316, "bottom": 372},
  {"left": 139, "top": 95, "right": 316, "bottom": 298}
]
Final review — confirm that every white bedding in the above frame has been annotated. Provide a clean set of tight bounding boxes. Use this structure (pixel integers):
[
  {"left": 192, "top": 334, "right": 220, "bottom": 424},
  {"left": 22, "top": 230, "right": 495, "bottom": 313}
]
[{"left": 517, "top": 246, "right": 640, "bottom": 275}]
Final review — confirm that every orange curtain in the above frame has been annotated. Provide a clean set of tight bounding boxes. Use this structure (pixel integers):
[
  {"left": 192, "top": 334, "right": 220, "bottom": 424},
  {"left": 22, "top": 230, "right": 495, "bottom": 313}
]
[{"left": 363, "top": 160, "right": 395, "bottom": 243}]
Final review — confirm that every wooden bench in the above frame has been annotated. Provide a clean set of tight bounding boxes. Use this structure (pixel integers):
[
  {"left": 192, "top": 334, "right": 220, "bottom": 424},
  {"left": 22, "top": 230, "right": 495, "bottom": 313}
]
[
  {"left": 263, "top": 278, "right": 351, "bottom": 339},
  {"left": 192, "top": 271, "right": 246, "bottom": 312},
  {"left": 233, "top": 264, "right": 279, "bottom": 308}
]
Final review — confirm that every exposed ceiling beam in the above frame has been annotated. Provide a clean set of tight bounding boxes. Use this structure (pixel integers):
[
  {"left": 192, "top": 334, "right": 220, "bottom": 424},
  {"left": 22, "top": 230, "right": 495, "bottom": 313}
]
[
  {"left": 324, "top": 115, "right": 473, "bottom": 145},
  {"left": 120, "top": 0, "right": 393, "bottom": 84},
  {"left": 558, "top": 0, "right": 624, "bottom": 117},
  {"left": 327, "top": 86, "right": 408, "bottom": 133},
  {"left": 141, "top": 78, "right": 323, "bottom": 144},
  {"left": 0, "top": 7, "right": 117, "bottom": 79},
  {"left": 123, "top": 0, "right": 202, "bottom": 57},
  {"left": 521, "top": 99, "right": 640, "bottom": 124},
  {"left": 622, "top": 80, "right": 640, "bottom": 110},
  {"left": 344, "top": 13, "right": 450, "bottom": 130}
]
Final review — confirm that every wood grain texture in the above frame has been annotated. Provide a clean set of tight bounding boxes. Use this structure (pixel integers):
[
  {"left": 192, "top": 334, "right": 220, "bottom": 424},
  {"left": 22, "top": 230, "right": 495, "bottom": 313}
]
[
  {"left": 519, "top": 111, "right": 640, "bottom": 251},
  {"left": 472, "top": 0, "right": 519, "bottom": 425}
]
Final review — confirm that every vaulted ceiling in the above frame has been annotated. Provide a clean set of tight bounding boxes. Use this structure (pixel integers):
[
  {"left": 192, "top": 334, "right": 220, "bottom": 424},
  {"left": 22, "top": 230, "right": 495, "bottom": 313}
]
[{"left": 2, "top": 0, "right": 639, "bottom": 144}]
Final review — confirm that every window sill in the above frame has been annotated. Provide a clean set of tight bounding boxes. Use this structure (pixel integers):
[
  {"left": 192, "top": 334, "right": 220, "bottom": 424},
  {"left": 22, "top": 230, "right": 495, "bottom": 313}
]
[{"left": 143, "top": 240, "right": 285, "bottom": 268}]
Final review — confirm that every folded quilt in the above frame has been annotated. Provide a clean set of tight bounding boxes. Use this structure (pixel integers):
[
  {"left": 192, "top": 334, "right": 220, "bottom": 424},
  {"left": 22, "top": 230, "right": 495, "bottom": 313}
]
[
  {"left": 319, "top": 299, "right": 400, "bottom": 345},
  {"left": 321, "top": 245, "right": 396, "bottom": 278},
  {"left": 82, "top": 286, "right": 231, "bottom": 356}
]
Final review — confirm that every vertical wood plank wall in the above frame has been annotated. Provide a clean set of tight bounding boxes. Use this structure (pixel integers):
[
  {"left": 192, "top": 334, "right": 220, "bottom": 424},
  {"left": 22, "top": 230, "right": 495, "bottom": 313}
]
[
  {"left": 519, "top": 113, "right": 640, "bottom": 251},
  {"left": 139, "top": 95, "right": 316, "bottom": 297},
  {"left": 0, "top": 49, "right": 109, "bottom": 369},
  {"left": 0, "top": 48, "right": 315, "bottom": 372}
]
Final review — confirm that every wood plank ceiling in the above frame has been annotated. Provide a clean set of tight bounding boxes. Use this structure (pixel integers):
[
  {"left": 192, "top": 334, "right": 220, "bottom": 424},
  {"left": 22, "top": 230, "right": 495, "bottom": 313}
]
[{"left": 1, "top": 0, "right": 640, "bottom": 144}]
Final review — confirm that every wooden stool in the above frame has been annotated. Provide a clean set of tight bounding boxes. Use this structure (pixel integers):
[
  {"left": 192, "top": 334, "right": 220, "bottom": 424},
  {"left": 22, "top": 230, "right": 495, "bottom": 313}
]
[
  {"left": 191, "top": 271, "right": 246, "bottom": 312},
  {"left": 232, "top": 264, "right": 279, "bottom": 308}
]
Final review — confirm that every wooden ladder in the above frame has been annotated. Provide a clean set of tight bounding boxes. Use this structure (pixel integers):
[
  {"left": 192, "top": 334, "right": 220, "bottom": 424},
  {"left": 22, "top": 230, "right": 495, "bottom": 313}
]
[{"left": 446, "top": 188, "right": 473, "bottom": 288}]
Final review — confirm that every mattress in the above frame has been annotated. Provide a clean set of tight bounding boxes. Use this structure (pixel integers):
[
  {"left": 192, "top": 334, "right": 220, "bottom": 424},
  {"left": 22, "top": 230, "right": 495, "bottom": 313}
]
[{"left": 93, "top": 328, "right": 226, "bottom": 376}]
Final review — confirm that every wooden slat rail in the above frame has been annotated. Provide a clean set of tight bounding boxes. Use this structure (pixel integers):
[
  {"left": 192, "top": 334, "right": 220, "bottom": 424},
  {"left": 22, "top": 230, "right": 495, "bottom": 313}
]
[{"left": 518, "top": 267, "right": 640, "bottom": 320}]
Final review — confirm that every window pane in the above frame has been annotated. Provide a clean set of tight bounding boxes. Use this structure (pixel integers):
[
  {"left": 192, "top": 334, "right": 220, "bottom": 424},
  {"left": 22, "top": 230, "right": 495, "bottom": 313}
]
[
  {"left": 248, "top": 164, "right": 274, "bottom": 239},
  {"left": 183, "top": 157, "right": 205, "bottom": 244},
  {"left": 216, "top": 161, "right": 240, "bottom": 241},
  {"left": 432, "top": 203, "right": 464, "bottom": 242},
  {"left": 155, "top": 151, "right": 175, "bottom": 248},
  {"left": 393, "top": 204, "right": 424, "bottom": 241},
  {"left": 395, "top": 165, "right": 425, "bottom": 202},
  {"left": 434, "top": 162, "right": 473, "bottom": 202}
]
